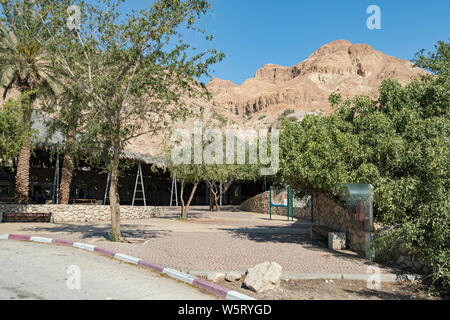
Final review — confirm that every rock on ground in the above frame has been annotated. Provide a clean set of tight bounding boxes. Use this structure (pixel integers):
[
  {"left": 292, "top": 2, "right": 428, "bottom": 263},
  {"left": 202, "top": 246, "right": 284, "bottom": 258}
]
[
  {"left": 244, "top": 262, "right": 283, "bottom": 293},
  {"left": 225, "top": 272, "right": 242, "bottom": 282},
  {"left": 207, "top": 272, "right": 226, "bottom": 282}
]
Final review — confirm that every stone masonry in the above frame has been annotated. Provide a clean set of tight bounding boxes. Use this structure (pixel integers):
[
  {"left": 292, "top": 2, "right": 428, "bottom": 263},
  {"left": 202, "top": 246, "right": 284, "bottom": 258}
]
[
  {"left": 0, "top": 204, "right": 163, "bottom": 223},
  {"left": 240, "top": 191, "right": 310, "bottom": 219},
  {"left": 312, "top": 192, "right": 367, "bottom": 254}
]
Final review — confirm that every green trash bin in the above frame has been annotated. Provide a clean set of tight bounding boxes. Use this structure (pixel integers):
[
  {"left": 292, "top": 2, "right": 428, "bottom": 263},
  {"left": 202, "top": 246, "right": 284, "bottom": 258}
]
[{"left": 339, "top": 184, "right": 375, "bottom": 261}]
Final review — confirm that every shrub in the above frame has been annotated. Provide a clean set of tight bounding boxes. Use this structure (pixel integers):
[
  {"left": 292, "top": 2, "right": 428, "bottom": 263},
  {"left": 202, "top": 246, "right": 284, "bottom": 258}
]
[{"left": 279, "top": 41, "right": 450, "bottom": 294}]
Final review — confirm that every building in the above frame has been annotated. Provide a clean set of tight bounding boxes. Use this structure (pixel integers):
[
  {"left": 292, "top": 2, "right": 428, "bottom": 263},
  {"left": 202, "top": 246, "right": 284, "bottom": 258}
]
[{"left": 0, "top": 113, "right": 265, "bottom": 206}]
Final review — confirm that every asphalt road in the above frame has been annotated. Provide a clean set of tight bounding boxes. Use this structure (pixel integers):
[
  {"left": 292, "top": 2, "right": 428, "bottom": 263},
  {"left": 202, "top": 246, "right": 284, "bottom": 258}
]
[{"left": 0, "top": 241, "right": 217, "bottom": 300}]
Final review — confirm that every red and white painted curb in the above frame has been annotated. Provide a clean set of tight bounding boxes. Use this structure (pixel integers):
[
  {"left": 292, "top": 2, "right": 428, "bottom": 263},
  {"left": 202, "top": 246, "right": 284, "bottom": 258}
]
[{"left": 0, "top": 234, "right": 255, "bottom": 300}]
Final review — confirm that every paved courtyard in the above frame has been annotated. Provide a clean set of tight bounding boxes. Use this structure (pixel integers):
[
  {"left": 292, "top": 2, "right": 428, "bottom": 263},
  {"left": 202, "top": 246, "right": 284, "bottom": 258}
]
[{"left": 0, "top": 207, "right": 394, "bottom": 274}]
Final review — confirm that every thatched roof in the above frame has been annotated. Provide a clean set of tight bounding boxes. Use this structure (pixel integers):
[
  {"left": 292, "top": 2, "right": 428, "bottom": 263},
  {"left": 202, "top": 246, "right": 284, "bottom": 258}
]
[
  {"left": 31, "top": 112, "right": 167, "bottom": 168},
  {"left": 121, "top": 150, "right": 168, "bottom": 167}
]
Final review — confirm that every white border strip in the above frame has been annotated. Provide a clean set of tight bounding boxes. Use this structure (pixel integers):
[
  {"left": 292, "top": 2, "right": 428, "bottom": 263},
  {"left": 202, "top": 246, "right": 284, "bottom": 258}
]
[
  {"left": 73, "top": 242, "right": 96, "bottom": 252},
  {"left": 163, "top": 268, "right": 197, "bottom": 285},
  {"left": 226, "top": 290, "right": 256, "bottom": 300},
  {"left": 115, "top": 253, "right": 140, "bottom": 265},
  {"left": 30, "top": 236, "right": 53, "bottom": 244},
  {"left": 0, "top": 234, "right": 9, "bottom": 240}
]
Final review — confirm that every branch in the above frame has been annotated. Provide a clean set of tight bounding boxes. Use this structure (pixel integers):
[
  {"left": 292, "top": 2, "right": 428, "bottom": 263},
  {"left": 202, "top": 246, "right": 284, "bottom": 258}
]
[{"left": 221, "top": 178, "right": 234, "bottom": 197}]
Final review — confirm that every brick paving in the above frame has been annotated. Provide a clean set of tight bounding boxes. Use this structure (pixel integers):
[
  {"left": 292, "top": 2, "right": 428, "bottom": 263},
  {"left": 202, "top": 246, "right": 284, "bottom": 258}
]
[{"left": 0, "top": 207, "right": 394, "bottom": 274}]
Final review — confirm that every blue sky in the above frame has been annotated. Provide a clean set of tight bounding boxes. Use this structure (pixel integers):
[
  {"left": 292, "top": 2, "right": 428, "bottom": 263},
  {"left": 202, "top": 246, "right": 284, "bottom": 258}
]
[{"left": 131, "top": 0, "right": 449, "bottom": 84}]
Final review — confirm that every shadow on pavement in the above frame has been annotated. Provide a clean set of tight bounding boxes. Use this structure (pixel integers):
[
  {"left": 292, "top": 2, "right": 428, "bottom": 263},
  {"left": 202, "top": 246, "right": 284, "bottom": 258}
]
[
  {"left": 219, "top": 221, "right": 385, "bottom": 267},
  {"left": 20, "top": 223, "right": 171, "bottom": 241}
]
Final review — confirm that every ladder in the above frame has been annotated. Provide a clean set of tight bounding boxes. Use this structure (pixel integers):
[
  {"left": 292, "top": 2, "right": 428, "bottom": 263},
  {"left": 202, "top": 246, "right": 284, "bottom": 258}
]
[
  {"left": 132, "top": 163, "right": 147, "bottom": 206},
  {"left": 170, "top": 173, "right": 178, "bottom": 207}
]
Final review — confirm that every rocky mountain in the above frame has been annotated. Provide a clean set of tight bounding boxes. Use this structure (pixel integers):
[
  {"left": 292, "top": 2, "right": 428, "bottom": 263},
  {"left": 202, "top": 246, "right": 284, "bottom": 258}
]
[
  {"left": 2, "top": 40, "right": 426, "bottom": 159},
  {"left": 206, "top": 40, "right": 427, "bottom": 125}
]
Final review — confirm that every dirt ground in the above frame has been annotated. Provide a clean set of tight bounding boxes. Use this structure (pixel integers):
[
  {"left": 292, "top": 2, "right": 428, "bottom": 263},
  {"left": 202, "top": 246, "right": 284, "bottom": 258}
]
[{"left": 214, "top": 278, "right": 443, "bottom": 300}]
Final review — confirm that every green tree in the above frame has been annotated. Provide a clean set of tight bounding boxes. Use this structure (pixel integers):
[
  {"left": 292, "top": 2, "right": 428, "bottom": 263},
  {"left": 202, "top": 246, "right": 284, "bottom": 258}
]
[
  {"left": 279, "top": 42, "right": 449, "bottom": 293},
  {"left": 0, "top": 93, "right": 33, "bottom": 163},
  {"left": 413, "top": 40, "right": 449, "bottom": 76},
  {"left": 203, "top": 161, "right": 260, "bottom": 212},
  {"left": 0, "top": 13, "right": 59, "bottom": 202},
  {"left": 41, "top": 91, "right": 84, "bottom": 204},
  {"left": 27, "top": 0, "right": 223, "bottom": 239},
  {"left": 170, "top": 163, "right": 202, "bottom": 219}
]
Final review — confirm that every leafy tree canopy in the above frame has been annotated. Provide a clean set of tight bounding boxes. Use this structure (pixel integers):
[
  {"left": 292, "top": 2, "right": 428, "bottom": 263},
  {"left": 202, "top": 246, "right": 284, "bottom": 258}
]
[{"left": 279, "top": 41, "right": 449, "bottom": 292}]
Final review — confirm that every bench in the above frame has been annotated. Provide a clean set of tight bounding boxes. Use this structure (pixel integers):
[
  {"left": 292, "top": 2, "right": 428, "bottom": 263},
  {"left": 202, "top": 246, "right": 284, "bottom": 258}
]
[
  {"left": 1, "top": 212, "right": 53, "bottom": 223},
  {"left": 311, "top": 225, "right": 346, "bottom": 251}
]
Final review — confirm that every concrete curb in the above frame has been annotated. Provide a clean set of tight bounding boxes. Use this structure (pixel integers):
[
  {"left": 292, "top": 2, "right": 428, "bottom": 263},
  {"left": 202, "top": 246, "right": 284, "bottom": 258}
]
[
  {"left": 0, "top": 234, "right": 255, "bottom": 301},
  {"left": 187, "top": 271, "right": 424, "bottom": 283}
]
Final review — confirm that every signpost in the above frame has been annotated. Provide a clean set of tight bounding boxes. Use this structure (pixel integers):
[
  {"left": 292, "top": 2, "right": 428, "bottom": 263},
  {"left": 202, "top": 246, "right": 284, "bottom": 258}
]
[{"left": 269, "top": 186, "right": 294, "bottom": 221}]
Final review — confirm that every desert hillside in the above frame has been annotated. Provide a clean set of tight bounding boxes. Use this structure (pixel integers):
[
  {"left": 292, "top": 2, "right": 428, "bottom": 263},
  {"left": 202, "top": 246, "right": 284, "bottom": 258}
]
[
  {"left": 206, "top": 39, "right": 427, "bottom": 127},
  {"left": 1, "top": 40, "right": 427, "bottom": 159}
]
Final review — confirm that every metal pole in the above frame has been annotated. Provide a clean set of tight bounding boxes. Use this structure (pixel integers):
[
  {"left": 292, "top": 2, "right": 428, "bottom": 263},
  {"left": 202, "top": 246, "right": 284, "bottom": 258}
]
[
  {"left": 104, "top": 172, "right": 110, "bottom": 205},
  {"left": 53, "top": 151, "right": 60, "bottom": 204},
  {"left": 219, "top": 181, "right": 223, "bottom": 207},
  {"left": 287, "top": 186, "right": 290, "bottom": 221},
  {"left": 367, "top": 200, "right": 375, "bottom": 261},
  {"left": 175, "top": 173, "right": 178, "bottom": 206},
  {"left": 170, "top": 173, "right": 178, "bottom": 207},
  {"left": 269, "top": 187, "right": 272, "bottom": 220},
  {"left": 170, "top": 175, "right": 173, "bottom": 206},
  {"left": 56, "top": 153, "right": 60, "bottom": 204},
  {"left": 291, "top": 188, "right": 294, "bottom": 221}
]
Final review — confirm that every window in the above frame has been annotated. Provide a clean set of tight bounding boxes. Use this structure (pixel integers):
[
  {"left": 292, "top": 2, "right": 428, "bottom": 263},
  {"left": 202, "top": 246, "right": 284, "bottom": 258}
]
[
  {"left": 70, "top": 185, "right": 89, "bottom": 199},
  {"left": 32, "top": 182, "right": 54, "bottom": 202},
  {"left": 0, "top": 168, "right": 11, "bottom": 180}
]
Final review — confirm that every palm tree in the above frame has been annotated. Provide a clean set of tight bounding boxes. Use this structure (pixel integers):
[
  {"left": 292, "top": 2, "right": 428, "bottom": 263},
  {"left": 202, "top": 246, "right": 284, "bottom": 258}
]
[
  {"left": 0, "top": 25, "right": 59, "bottom": 203},
  {"left": 42, "top": 93, "right": 83, "bottom": 205}
]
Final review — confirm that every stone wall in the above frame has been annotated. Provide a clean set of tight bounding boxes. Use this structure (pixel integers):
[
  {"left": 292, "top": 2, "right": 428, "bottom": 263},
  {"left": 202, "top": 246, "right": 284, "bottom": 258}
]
[
  {"left": 312, "top": 193, "right": 367, "bottom": 255},
  {"left": 374, "top": 225, "right": 432, "bottom": 274},
  {"left": 390, "top": 244, "right": 432, "bottom": 274},
  {"left": 0, "top": 204, "right": 163, "bottom": 223},
  {"left": 313, "top": 193, "right": 433, "bottom": 271},
  {"left": 240, "top": 191, "right": 310, "bottom": 219}
]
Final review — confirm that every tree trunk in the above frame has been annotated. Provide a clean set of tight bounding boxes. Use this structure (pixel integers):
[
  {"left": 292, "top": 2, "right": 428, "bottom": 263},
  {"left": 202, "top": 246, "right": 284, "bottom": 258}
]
[
  {"left": 59, "top": 131, "right": 76, "bottom": 204},
  {"left": 185, "top": 180, "right": 199, "bottom": 218},
  {"left": 180, "top": 179, "right": 187, "bottom": 219},
  {"left": 214, "top": 194, "right": 220, "bottom": 211},
  {"left": 208, "top": 179, "right": 234, "bottom": 212},
  {"left": 15, "top": 139, "right": 31, "bottom": 203},
  {"left": 209, "top": 186, "right": 215, "bottom": 212},
  {"left": 180, "top": 179, "right": 199, "bottom": 219},
  {"left": 217, "top": 179, "right": 234, "bottom": 211},
  {"left": 14, "top": 109, "right": 32, "bottom": 204},
  {"left": 109, "top": 141, "right": 121, "bottom": 240},
  {"left": 210, "top": 186, "right": 219, "bottom": 212}
]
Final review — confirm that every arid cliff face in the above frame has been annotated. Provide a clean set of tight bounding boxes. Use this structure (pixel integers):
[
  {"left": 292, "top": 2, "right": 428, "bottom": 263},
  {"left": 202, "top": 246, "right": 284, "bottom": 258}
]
[
  {"left": 207, "top": 40, "right": 426, "bottom": 123},
  {"left": 129, "top": 40, "right": 428, "bottom": 157},
  {"left": 1, "top": 40, "right": 425, "bottom": 158}
]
